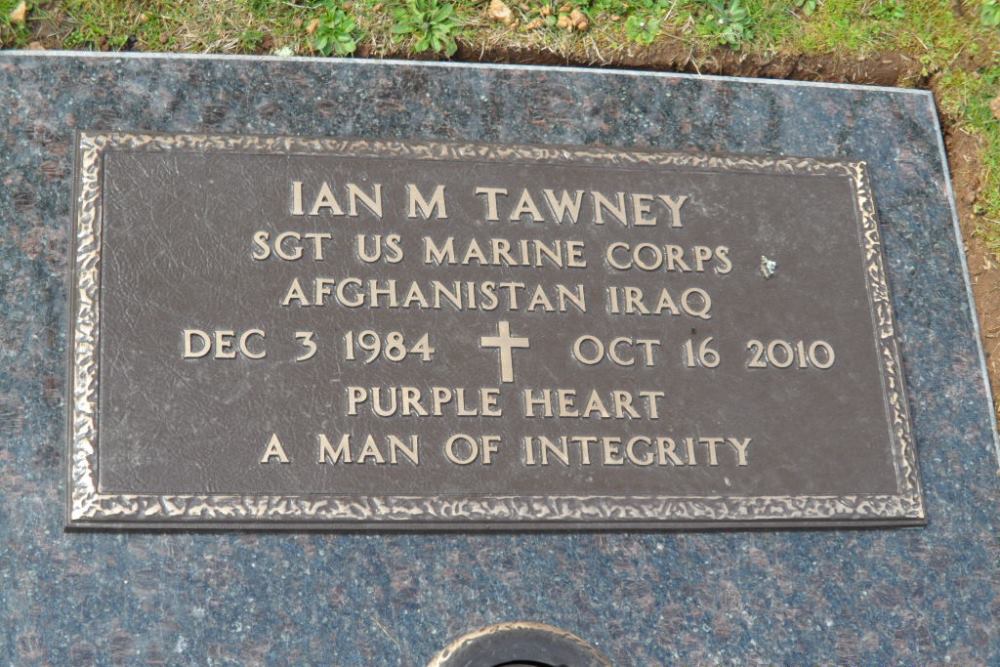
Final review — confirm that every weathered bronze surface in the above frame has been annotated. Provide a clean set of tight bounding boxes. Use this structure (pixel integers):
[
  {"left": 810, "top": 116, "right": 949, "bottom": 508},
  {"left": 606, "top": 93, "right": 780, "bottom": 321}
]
[{"left": 67, "top": 132, "right": 924, "bottom": 529}]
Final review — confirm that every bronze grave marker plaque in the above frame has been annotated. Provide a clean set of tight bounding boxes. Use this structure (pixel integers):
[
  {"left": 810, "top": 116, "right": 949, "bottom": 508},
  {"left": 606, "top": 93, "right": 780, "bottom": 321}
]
[{"left": 67, "top": 132, "right": 924, "bottom": 529}]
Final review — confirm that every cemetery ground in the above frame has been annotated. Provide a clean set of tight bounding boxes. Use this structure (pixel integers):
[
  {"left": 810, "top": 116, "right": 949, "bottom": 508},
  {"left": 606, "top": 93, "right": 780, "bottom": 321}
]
[{"left": 1, "top": 0, "right": 998, "bottom": 420}]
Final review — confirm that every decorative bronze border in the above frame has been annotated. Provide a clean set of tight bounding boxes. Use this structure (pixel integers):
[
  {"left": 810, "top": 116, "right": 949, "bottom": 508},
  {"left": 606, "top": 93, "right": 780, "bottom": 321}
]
[
  {"left": 67, "top": 132, "right": 924, "bottom": 527},
  {"left": 427, "top": 621, "right": 612, "bottom": 667}
]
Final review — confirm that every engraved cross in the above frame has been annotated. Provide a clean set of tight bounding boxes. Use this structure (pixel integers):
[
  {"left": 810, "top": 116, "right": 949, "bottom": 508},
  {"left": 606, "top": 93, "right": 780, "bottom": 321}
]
[{"left": 480, "top": 320, "right": 530, "bottom": 383}]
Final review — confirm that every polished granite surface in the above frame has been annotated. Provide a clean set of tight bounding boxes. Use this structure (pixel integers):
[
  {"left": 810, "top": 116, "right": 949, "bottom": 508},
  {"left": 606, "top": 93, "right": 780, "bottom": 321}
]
[{"left": 0, "top": 53, "right": 997, "bottom": 665}]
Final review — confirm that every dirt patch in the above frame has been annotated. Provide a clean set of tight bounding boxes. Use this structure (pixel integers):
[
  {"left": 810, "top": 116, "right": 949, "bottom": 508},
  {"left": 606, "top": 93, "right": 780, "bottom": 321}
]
[
  {"left": 450, "top": 42, "right": 926, "bottom": 86},
  {"left": 947, "top": 128, "right": 1000, "bottom": 425}
]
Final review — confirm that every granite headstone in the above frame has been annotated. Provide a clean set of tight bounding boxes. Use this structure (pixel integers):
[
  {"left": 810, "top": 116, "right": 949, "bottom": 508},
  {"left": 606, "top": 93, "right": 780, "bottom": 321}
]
[{"left": 1, "top": 52, "right": 998, "bottom": 664}]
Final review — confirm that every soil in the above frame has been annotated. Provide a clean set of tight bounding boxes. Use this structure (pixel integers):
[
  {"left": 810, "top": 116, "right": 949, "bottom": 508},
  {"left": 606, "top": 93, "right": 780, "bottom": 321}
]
[
  {"left": 947, "top": 128, "right": 1000, "bottom": 425},
  {"left": 451, "top": 43, "right": 927, "bottom": 86}
]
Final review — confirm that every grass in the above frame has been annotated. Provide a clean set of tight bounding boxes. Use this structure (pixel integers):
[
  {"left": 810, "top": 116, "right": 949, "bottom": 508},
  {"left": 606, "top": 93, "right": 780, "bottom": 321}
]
[
  {"left": 0, "top": 0, "right": 991, "bottom": 60},
  {"left": 0, "top": 0, "right": 998, "bottom": 254}
]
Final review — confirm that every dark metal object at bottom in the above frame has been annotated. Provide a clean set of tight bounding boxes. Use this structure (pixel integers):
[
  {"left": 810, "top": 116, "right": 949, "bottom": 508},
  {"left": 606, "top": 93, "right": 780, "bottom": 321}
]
[{"left": 429, "top": 622, "right": 611, "bottom": 667}]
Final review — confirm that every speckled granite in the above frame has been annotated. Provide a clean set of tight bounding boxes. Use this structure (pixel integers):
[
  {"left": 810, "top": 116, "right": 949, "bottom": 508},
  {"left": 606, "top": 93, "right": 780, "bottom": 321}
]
[{"left": 1, "top": 52, "right": 997, "bottom": 665}]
